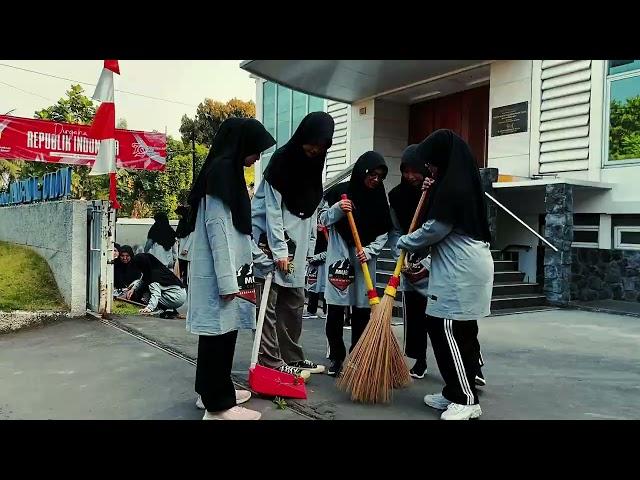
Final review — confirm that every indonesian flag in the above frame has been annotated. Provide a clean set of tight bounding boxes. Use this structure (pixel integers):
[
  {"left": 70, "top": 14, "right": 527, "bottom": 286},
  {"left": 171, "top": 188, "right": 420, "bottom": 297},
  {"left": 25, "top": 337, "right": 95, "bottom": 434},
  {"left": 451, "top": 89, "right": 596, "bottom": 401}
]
[{"left": 88, "top": 60, "right": 120, "bottom": 209}]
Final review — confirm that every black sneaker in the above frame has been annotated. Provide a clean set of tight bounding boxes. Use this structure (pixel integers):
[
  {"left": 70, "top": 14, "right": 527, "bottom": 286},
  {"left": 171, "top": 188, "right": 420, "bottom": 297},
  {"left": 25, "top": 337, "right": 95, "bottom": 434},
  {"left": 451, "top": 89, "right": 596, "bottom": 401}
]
[
  {"left": 327, "top": 360, "right": 342, "bottom": 377},
  {"left": 288, "top": 359, "right": 325, "bottom": 374},
  {"left": 475, "top": 369, "right": 486, "bottom": 387},
  {"left": 159, "top": 309, "right": 179, "bottom": 319},
  {"left": 409, "top": 361, "right": 427, "bottom": 379}
]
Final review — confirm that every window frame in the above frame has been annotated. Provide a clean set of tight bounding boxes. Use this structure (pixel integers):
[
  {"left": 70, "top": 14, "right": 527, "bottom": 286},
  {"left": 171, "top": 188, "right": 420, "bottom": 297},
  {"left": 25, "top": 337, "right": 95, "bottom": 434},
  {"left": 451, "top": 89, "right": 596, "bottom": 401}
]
[
  {"left": 572, "top": 225, "right": 600, "bottom": 249},
  {"left": 603, "top": 64, "right": 640, "bottom": 168},
  {"left": 614, "top": 225, "right": 640, "bottom": 251}
]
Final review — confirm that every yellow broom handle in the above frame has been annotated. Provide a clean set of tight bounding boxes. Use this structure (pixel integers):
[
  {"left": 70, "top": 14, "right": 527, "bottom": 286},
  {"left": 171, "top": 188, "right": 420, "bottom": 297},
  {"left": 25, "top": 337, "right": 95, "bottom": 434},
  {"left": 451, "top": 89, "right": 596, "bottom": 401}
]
[
  {"left": 392, "top": 189, "right": 429, "bottom": 277},
  {"left": 341, "top": 194, "right": 378, "bottom": 303}
]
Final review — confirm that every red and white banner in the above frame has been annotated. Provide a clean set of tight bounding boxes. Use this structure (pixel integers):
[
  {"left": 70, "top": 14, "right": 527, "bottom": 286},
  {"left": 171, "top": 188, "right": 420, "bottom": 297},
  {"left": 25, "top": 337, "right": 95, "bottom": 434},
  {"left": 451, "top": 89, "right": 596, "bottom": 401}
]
[{"left": 0, "top": 114, "right": 166, "bottom": 171}]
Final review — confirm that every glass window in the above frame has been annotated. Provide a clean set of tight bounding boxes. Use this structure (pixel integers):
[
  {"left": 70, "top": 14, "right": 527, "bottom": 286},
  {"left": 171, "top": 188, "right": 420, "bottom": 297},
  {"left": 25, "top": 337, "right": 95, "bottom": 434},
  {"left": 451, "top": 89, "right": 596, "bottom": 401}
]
[
  {"left": 605, "top": 60, "right": 640, "bottom": 165},
  {"left": 262, "top": 82, "right": 276, "bottom": 140},
  {"left": 573, "top": 230, "right": 599, "bottom": 244},
  {"left": 309, "top": 96, "right": 325, "bottom": 113},
  {"left": 277, "top": 85, "right": 291, "bottom": 147},
  {"left": 608, "top": 60, "right": 640, "bottom": 76},
  {"left": 292, "top": 91, "right": 307, "bottom": 133},
  {"left": 620, "top": 230, "right": 640, "bottom": 244}
]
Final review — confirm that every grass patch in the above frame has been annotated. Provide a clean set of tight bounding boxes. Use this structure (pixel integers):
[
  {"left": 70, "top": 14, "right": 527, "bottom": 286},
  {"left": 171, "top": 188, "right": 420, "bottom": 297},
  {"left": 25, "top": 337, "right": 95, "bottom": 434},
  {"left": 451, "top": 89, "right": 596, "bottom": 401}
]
[
  {"left": 0, "top": 241, "right": 67, "bottom": 311},
  {"left": 113, "top": 300, "right": 141, "bottom": 315}
]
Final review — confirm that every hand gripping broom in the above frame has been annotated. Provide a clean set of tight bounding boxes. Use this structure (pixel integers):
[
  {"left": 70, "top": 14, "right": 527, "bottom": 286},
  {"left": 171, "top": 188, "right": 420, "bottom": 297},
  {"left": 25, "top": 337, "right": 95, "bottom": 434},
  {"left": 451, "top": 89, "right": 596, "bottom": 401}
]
[{"left": 336, "top": 189, "right": 429, "bottom": 403}]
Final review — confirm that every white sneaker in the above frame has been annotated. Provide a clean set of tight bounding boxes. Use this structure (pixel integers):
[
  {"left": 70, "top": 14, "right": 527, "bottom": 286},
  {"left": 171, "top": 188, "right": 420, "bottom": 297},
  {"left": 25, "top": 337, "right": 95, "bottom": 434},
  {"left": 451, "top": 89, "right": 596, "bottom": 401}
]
[
  {"left": 235, "top": 390, "right": 251, "bottom": 405},
  {"left": 440, "top": 403, "right": 482, "bottom": 420},
  {"left": 196, "top": 390, "right": 252, "bottom": 410},
  {"left": 202, "top": 405, "right": 261, "bottom": 420},
  {"left": 424, "top": 393, "right": 452, "bottom": 410}
]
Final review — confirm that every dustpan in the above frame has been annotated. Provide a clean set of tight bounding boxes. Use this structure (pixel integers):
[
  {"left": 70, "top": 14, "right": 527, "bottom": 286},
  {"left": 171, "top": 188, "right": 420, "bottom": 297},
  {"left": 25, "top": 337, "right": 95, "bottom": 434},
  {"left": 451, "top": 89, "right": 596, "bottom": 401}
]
[{"left": 248, "top": 272, "right": 307, "bottom": 399}]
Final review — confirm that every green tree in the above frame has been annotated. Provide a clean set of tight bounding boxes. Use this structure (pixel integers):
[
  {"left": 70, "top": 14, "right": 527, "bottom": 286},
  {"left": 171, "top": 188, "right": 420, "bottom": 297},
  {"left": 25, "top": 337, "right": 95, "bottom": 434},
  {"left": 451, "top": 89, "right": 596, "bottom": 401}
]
[
  {"left": 0, "top": 159, "right": 21, "bottom": 192},
  {"left": 179, "top": 98, "right": 256, "bottom": 146},
  {"left": 608, "top": 96, "right": 640, "bottom": 161}
]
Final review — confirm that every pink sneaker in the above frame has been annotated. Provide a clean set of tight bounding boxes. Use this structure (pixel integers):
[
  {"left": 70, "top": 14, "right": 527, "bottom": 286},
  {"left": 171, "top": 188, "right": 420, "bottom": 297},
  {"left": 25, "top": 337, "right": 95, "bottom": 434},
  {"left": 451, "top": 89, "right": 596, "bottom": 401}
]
[{"left": 203, "top": 406, "right": 261, "bottom": 420}]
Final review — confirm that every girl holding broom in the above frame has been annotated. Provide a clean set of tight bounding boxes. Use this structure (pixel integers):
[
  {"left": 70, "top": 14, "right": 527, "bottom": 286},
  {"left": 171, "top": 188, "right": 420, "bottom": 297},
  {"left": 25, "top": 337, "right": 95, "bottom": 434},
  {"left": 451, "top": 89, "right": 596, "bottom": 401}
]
[
  {"left": 396, "top": 129, "right": 493, "bottom": 421},
  {"left": 388, "top": 144, "right": 432, "bottom": 379},
  {"left": 320, "top": 151, "right": 393, "bottom": 377},
  {"left": 185, "top": 117, "right": 276, "bottom": 420}
]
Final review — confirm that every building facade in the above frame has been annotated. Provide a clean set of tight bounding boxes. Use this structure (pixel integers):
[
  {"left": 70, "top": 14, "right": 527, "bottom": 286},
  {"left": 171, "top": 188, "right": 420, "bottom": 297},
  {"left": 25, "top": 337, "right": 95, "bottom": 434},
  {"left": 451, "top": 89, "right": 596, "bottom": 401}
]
[{"left": 244, "top": 60, "right": 640, "bottom": 306}]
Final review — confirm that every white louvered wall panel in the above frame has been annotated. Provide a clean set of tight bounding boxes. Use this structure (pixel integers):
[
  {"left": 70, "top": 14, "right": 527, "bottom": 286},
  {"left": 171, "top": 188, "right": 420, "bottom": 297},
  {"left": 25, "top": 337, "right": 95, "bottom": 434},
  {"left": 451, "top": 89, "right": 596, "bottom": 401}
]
[
  {"left": 325, "top": 101, "right": 351, "bottom": 180},
  {"left": 539, "top": 60, "right": 592, "bottom": 174}
]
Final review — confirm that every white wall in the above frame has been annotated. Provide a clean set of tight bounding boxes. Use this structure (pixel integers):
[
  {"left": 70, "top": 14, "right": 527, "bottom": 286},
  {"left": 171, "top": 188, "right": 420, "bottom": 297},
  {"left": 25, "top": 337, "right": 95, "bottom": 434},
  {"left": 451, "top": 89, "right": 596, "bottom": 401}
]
[
  {"left": 0, "top": 200, "right": 87, "bottom": 316},
  {"left": 350, "top": 99, "right": 376, "bottom": 163},
  {"left": 495, "top": 209, "right": 539, "bottom": 282},
  {"left": 488, "top": 60, "right": 533, "bottom": 178},
  {"left": 373, "top": 99, "right": 409, "bottom": 192},
  {"left": 115, "top": 218, "right": 179, "bottom": 252}
]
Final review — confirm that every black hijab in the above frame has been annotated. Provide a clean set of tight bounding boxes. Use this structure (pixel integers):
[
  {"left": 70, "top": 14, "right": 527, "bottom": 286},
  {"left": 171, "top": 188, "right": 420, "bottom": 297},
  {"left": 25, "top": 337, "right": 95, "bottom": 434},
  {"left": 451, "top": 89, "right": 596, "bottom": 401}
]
[
  {"left": 114, "top": 245, "right": 141, "bottom": 289},
  {"left": 262, "top": 111, "right": 335, "bottom": 219},
  {"left": 132, "top": 253, "right": 183, "bottom": 288},
  {"left": 187, "top": 117, "right": 275, "bottom": 235},
  {"left": 388, "top": 144, "right": 430, "bottom": 234},
  {"left": 147, "top": 212, "right": 176, "bottom": 250},
  {"left": 175, "top": 205, "right": 190, "bottom": 239},
  {"left": 416, "top": 129, "right": 491, "bottom": 243},
  {"left": 325, "top": 151, "right": 392, "bottom": 247}
]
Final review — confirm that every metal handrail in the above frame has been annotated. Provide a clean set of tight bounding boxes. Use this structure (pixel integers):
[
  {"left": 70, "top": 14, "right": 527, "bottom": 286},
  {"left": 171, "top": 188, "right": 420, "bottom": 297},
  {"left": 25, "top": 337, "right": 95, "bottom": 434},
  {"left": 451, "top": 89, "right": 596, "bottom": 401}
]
[{"left": 484, "top": 192, "right": 558, "bottom": 252}]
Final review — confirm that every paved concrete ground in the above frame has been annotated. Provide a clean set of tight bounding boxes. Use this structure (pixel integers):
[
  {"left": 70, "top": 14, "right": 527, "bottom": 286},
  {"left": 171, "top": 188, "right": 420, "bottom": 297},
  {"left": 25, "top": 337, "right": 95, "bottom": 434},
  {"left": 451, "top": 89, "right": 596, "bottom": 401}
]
[
  {"left": 1, "top": 308, "right": 638, "bottom": 420},
  {"left": 573, "top": 299, "right": 640, "bottom": 316},
  {"left": 0, "top": 318, "right": 304, "bottom": 420},
  {"left": 111, "top": 308, "right": 640, "bottom": 420}
]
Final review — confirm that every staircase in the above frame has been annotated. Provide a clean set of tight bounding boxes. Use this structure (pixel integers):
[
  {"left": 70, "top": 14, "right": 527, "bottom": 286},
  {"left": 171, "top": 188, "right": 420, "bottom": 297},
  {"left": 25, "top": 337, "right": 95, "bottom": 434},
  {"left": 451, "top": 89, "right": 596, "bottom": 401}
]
[
  {"left": 375, "top": 246, "right": 548, "bottom": 320},
  {"left": 490, "top": 249, "right": 548, "bottom": 313}
]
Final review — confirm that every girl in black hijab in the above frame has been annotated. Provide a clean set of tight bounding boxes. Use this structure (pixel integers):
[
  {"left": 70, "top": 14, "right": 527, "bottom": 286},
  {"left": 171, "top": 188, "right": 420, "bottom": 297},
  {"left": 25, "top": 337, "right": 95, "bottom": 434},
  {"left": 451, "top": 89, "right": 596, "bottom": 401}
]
[
  {"left": 175, "top": 205, "right": 192, "bottom": 287},
  {"left": 388, "top": 144, "right": 432, "bottom": 379},
  {"left": 186, "top": 117, "right": 276, "bottom": 421},
  {"left": 145, "top": 212, "right": 177, "bottom": 268},
  {"left": 251, "top": 111, "right": 335, "bottom": 379},
  {"left": 396, "top": 129, "right": 493, "bottom": 420},
  {"left": 126, "top": 253, "right": 185, "bottom": 317},
  {"left": 114, "top": 245, "right": 141, "bottom": 291},
  {"left": 262, "top": 111, "right": 335, "bottom": 220},
  {"left": 320, "top": 151, "right": 393, "bottom": 376}
]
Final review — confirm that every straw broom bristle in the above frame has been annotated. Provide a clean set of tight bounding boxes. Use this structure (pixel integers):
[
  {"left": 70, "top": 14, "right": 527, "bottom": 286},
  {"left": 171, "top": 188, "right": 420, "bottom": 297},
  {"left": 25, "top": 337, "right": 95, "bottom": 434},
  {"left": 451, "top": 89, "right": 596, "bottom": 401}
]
[{"left": 336, "top": 293, "right": 412, "bottom": 404}]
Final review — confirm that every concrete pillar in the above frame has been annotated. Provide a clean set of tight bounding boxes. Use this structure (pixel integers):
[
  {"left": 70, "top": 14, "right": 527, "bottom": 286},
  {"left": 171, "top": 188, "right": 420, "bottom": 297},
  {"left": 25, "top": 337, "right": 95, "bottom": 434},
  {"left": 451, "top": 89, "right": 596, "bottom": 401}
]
[{"left": 543, "top": 184, "right": 573, "bottom": 304}]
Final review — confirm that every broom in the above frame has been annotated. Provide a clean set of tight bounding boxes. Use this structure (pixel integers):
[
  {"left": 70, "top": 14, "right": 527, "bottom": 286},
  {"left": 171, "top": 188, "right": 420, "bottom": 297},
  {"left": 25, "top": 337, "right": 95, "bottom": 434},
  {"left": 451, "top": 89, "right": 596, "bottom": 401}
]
[{"left": 336, "top": 189, "right": 429, "bottom": 404}]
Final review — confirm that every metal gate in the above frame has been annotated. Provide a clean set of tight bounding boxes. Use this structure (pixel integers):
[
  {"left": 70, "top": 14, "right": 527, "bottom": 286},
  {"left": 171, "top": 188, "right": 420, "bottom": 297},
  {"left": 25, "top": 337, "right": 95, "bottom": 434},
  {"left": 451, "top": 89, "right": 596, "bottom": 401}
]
[{"left": 87, "top": 200, "right": 115, "bottom": 314}]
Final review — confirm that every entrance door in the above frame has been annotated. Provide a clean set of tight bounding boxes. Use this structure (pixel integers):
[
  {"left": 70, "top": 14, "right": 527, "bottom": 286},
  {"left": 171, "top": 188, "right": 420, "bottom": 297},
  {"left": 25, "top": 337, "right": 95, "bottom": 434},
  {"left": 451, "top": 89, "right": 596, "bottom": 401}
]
[{"left": 408, "top": 85, "right": 489, "bottom": 167}]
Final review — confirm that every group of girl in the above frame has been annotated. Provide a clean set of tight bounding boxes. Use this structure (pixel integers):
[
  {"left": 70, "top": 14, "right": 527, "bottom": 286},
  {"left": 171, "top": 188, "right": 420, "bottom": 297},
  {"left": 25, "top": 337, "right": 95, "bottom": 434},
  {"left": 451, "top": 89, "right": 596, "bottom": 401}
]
[
  {"left": 176, "top": 111, "right": 493, "bottom": 421},
  {"left": 111, "top": 205, "right": 193, "bottom": 317}
]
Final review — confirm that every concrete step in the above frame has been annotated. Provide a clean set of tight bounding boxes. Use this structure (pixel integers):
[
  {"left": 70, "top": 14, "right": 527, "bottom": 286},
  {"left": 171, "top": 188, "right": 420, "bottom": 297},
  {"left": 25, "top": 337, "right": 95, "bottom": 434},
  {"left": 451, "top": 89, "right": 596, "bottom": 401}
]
[
  {"left": 491, "top": 293, "right": 547, "bottom": 310},
  {"left": 492, "top": 282, "right": 540, "bottom": 296},
  {"left": 494, "top": 271, "right": 526, "bottom": 283},
  {"left": 377, "top": 258, "right": 397, "bottom": 270},
  {"left": 494, "top": 260, "right": 519, "bottom": 272},
  {"left": 490, "top": 305, "right": 558, "bottom": 316}
]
